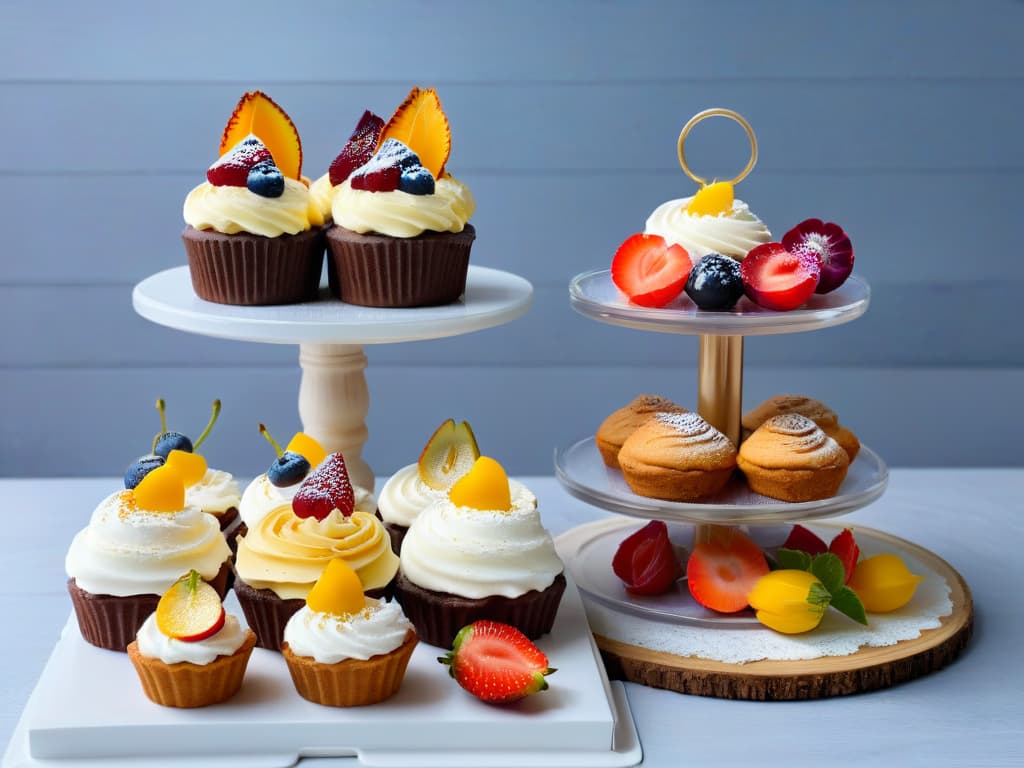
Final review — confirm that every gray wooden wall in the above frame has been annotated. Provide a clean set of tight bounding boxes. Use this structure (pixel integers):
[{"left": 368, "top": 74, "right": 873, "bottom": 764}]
[{"left": 2, "top": 0, "right": 1022, "bottom": 478}]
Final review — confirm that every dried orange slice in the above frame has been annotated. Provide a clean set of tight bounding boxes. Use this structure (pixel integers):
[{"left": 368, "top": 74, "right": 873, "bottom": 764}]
[
  {"left": 219, "top": 91, "right": 303, "bottom": 180},
  {"left": 377, "top": 87, "right": 451, "bottom": 179}
]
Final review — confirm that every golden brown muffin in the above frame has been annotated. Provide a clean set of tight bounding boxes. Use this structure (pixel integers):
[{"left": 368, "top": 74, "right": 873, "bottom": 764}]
[
  {"left": 741, "top": 394, "right": 860, "bottom": 462},
  {"left": 596, "top": 395, "right": 686, "bottom": 469},
  {"left": 618, "top": 412, "right": 736, "bottom": 501},
  {"left": 737, "top": 414, "right": 850, "bottom": 502}
]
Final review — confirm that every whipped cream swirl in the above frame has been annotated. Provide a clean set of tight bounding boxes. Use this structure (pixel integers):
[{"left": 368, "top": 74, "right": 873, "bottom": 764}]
[
  {"left": 136, "top": 612, "right": 248, "bottom": 665},
  {"left": 309, "top": 173, "right": 336, "bottom": 221},
  {"left": 332, "top": 175, "right": 475, "bottom": 237},
  {"left": 184, "top": 178, "right": 319, "bottom": 237},
  {"left": 65, "top": 491, "right": 230, "bottom": 596},
  {"left": 399, "top": 489, "right": 562, "bottom": 599},
  {"left": 284, "top": 599, "right": 412, "bottom": 663},
  {"left": 185, "top": 468, "right": 241, "bottom": 515},
  {"left": 645, "top": 196, "right": 771, "bottom": 260}
]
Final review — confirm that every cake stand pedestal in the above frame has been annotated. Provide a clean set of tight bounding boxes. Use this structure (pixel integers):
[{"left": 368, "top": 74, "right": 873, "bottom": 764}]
[
  {"left": 133, "top": 265, "right": 533, "bottom": 490},
  {"left": 557, "top": 270, "right": 972, "bottom": 699}
]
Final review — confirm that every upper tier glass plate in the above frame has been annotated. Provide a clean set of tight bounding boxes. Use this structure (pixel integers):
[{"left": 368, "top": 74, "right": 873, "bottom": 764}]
[
  {"left": 554, "top": 436, "right": 888, "bottom": 525},
  {"left": 133, "top": 265, "right": 533, "bottom": 345},
  {"left": 569, "top": 270, "right": 869, "bottom": 336}
]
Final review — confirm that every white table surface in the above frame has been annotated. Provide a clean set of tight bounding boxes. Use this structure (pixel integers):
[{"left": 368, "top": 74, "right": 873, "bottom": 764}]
[{"left": 3, "top": 471, "right": 1022, "bottom": 767}]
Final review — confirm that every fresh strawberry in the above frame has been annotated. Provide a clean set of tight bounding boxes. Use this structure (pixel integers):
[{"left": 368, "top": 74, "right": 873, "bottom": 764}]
[
  {"left": 829, "top": 528, "right": 860, "bottom": 584},
  {"left": 612, "top": 521, "right": 682, "bottom": 595},
  {"left": 438, "top": 620, "right": 555, "bottom": 704},
  {"left": 611, "top": 233, "right": 692, "bottom": 308},
  {"left": 686, "top": 528, "right": 769, "bottom": 613},
  {"left": 782, "top": 524, "right": 828, "bottom": 556},
  {"left": 329, "top": 110, "right": 385, "bottom": 186},
  {"left": 782, "top": 218, "right": 854, "bottom": 294},
  {"left": 207, "top": 135, "right": 272, "bottom": 187},
  {"left": 350, "top": 138, "right": 423, "bottom": 193},
  {"left": 740, "top": 242, "right": 821, "bottom": 311},
  {"left": 292, "top": 452, "right": 355, "bottom": 520}
]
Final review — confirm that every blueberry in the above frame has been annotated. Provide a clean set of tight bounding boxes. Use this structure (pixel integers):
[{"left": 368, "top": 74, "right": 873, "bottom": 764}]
[
  {"left": 685, "top": 253, "right": 744, "bottom": 310},
  {"left": 398, "top": 166, "right": 435, "bottom": 195},
  {"left": 267, "top": 451, "right": 311, "bottom": 487},
  {"left": 124, "top": 454, "right": 165, "bottom": 489},
  {"left": 154, "top": 431, "right": 193, "bottom": 459},
  {"left": 247, "top": 161, "right": 285, "bottom": 198}
]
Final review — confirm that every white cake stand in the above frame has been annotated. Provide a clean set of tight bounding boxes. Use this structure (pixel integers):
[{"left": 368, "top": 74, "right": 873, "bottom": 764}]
[{"left": 133, "top": 265, "right": 533, "bottom": 490}]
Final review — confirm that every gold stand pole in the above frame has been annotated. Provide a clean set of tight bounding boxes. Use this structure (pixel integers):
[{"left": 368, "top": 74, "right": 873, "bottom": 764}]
[{"left": 694, "top": 334, "right": 744, "bottom": 544}]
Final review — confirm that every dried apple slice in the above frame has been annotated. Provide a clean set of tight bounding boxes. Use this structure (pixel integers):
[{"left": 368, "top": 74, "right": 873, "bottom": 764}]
[
  {"left": 377, "top": 87, "right": 451, "bottom": 179},
  {"left": 219, "top": 91, "right": 303, "bottom": 181},
  {"left": 134, "top": 463, "right": 186, "bottom": 512},
  {"left": 306, "top": 558, "right": 365, "bottom": 617},
  {"left": 417, "top": 419, "right": 480, "bottom": 491},
  {"left": 449, "top": 456, "right": 512, "bottom": 512},
  {"left": 164, "top": 449, "right": 208, "bottom": 487},
  {"left": 156, "top": 570, "right": 226, "bottom": 642}
]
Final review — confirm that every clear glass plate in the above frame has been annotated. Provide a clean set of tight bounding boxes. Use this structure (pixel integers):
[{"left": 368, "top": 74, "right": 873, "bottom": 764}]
[
  {"left": 554, "top": 436, "right": 888, "bottom": 525},
  {"left": 569, "top": 270, "right": 869, "bottom": 336}
]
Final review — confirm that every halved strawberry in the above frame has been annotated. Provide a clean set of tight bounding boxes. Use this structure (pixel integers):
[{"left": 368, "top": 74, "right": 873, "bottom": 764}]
[
  {"left": 292, "top": 452, "right": 355, "bottom": 520},
  {"left": 329, "top": 110, "right": 385, "bottom": 186},
  {"left": 782, "top": 524, "right": 828, "bottom": 556},
  {"left": 207, "top": 135, "right": 272, "bottom": 187},
  {"left": 686, "top": 528, "right": 769, "bottom": 613},
  {"left": 611, "top": 233, "right": 692, "bottom": 308},
  {"left": 740, "top": 242, "right": 821, "bottom": 311},
  {"left": 828, "top": 528, "right": 860, "bottom": 584},
  {"left": 612, "top": 520, "right": 682, "bottom": 595},
  {"left": 782, "top": 218, "right": 854, "bottom": 294},
  {"left": 438, "top": 620, "right": 554, "bottom": 704}
]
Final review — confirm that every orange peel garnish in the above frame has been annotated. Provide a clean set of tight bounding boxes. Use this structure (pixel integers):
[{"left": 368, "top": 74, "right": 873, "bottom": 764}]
[
  {"left": 377, "top": 87, "right": 451, "bottom": 179},
  {"left": 220, "top": 91, "right": 303, "bottom": 181}
]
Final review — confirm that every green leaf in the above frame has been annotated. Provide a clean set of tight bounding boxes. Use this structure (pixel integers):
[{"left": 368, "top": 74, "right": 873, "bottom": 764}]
[
  {"left": 810, "top": 553, "right": 846, "bottom": 595},
  {"left": 806, "top": 582, "right": 832, "bottom": 613},
  {"left": 830, "top": 586, "right": 869, "bottom": 625},
  {"left": 777, "top": 548, "right": 812, "bottom": 571}
]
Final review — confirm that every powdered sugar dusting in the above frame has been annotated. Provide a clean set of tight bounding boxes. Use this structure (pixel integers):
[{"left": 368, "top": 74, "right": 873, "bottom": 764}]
[{"left": 768, "top": 413, "right": 818, "bottom": 435}]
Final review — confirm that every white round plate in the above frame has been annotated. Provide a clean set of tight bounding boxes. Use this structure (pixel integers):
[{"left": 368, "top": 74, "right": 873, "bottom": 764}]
[
  {"left": 132, "top": 265, "right": 533, "bottom": 344},
  {"left": 554, "top": 436, "right": 887, "bottom": 525},
  {"left": 569, "top": 269, "right": 869, "bottom": 336}
]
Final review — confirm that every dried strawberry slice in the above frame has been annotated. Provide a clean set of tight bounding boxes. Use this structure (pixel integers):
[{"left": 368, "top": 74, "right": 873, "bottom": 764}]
[
  {"left": 612, "top": 520, "right": 682, "bottom": 596},
  {"left": 329, "top": 110, "right": 385, "bottom": 186},
  {"left": 782, "top": 524, "right": 828, "bottom": 556},
  {"left": 292, "top": 452, "right": 355, "bottom": 520}
]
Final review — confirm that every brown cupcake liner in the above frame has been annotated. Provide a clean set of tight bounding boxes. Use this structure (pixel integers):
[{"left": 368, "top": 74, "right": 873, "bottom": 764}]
[
  {"left": 326, "top": 224, "right": 475, "bottom": 307},
  {"left": 393, "top": 572, "right": 566, "bottom": 649},
  {"left": 67, "top": 563, "right": 230, "bottom": 652},
  {"left": 282, "top": 630, "right": 417, "bottom": 707},
  {"left": 233, "top": 575, "right": 395, "bottom": 651},
  {"left": 182, "top": 225, "right": 325, "bottom": 306},
  {"left": 127, "top": 630, "right": 257, "bottom": 708},
  {"left": 384, "top": 522, "right": 409, "bottom": 556}
]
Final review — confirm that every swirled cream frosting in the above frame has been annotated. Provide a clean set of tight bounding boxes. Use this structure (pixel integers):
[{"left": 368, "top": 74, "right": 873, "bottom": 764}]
[
  {"left": 399, "top": 489, "right": 563, "bottom": 599},
  {"left": 183, "top": 177, "right": 321, "bottom": 237},
  {"left": 185, "top": 468, "right": 241, "bottom": 516},
  {"left": 65, "top": 491, "right": 231, "bottom": 597},
  {"left": 378, "top": 463, "right": 536, "bottom": 528},
  {"left": 283, "top": 599, "right": 412, "bottom": 663},
  {"left": 309, "top": 173, "right": 336, "bottom": 221},
  {"left": 644, "top": 196, "right": 771, "bottom": 260},
  {"left": 739, "top": 414, "right": 847, "bottom": 469},
  {"left": 234, "top": 508, "right": 398, "bottom": 599},
  {"left": 331, "top": 175, "right": 475, "bottom": 237},
  {"left": 239, "top": 473, "right": 376, "bottom": 529},
  {"left": 136, "top": 612, "right": 248, "bottom": 665}
]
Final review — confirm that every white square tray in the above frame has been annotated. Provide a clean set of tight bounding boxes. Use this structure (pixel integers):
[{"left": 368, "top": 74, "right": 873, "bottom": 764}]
[{"left": 3, "top": 578, "right": 640, "bottom": 768}]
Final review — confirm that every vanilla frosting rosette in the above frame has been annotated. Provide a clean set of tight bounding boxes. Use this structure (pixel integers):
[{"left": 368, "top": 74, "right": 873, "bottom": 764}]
[
  {"left": 644, "top": 195, "right": 770, "bottom": 261},
  {"left": 186, "top": 467, "right": 242, "bottom": 544},
  {"left": 394, "top": 457, "right": 565, "bottom": 647},
  {"left": 66, "top": 465, "right": 232, "bottom": 652}
]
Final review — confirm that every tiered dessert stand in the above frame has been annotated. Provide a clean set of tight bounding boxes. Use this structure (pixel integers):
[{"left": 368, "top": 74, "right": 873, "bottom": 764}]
[{"left": 553, "top": 110, "right": 972, "bottom": 701}]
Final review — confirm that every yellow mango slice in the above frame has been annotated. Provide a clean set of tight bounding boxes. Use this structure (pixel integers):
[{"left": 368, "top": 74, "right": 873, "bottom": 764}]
[
  {"left": 377, "top": 87, "right": 451, "bottom": 179},
  {"left": 134, "top": 463, "right": 186, "bottom": 512},
  {"left": 307, "top": 558, "right": 365, "bottom": 617},
  {"left": 686, "top": 181, "right": 734, "bottom": 216},
  {"left": 164, "top": 449, "right": 208, "bottom": 487},
  {"left": 220, "top": 91, "right": 303, "bottom": 180},
  {"left": 286, "top": 432, "right": 327, "bottom": 468},
  {"left": 449, "top": 456, "right": 512, "bottom": 512}
]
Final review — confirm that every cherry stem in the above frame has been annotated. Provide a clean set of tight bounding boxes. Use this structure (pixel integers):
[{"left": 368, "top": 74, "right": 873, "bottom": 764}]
[
  {"left": 152, "top": 398, "right": 168, "bottom": 453},
  {"left": 259, "top": 423, "right": 284, "bottom": 458},
  {"left": 193, "top": 400, "right": 221, "bottom": 450},
  {"left": 186, "top": 569, "right": 202, "bottom": 593}
]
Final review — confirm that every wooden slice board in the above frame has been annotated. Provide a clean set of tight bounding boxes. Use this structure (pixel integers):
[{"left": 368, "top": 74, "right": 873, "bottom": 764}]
[{"left": 575, "top": 523, "right": 973, "bottom": 700}]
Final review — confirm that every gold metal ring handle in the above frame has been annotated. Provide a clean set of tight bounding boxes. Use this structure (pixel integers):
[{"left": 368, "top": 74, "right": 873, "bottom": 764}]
[{"left": 677, "top": 108, "right": 758, "bottom": 187}]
